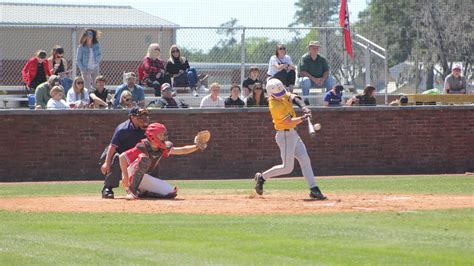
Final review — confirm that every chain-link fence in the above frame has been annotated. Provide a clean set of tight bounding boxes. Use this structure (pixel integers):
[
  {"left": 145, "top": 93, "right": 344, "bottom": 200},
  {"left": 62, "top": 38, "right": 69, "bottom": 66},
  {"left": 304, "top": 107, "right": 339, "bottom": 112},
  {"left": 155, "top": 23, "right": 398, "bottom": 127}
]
[{"left": 0, "top": 25, "right": 388, "bottom": 93}]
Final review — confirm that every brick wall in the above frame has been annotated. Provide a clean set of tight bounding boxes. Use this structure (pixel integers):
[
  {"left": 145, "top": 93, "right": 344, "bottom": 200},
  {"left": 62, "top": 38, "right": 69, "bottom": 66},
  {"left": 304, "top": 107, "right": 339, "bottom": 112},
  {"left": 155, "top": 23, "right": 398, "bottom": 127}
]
[{"left": 1, "top": 106, "right": 473, "bottom": 182}]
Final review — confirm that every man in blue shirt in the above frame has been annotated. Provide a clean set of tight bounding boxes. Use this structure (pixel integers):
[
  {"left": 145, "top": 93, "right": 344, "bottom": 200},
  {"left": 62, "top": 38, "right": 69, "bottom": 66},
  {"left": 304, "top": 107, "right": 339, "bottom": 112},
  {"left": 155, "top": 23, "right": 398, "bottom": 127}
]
[
  {"left": 100, "top": 107, "right": 150, "bottom": 198},
  {"left": 113, "top": 72, "right": 145, "bottom": 107},
  {"left": 323, "top": 85, "right": 344, "bottom": 107}
]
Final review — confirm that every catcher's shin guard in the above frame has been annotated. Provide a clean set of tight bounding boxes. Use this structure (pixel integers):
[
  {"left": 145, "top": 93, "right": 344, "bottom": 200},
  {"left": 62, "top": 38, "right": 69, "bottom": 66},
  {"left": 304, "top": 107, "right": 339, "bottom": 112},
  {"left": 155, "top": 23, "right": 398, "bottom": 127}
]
[{"left": 128, "top": 155, "right": 151, "bottom": 197}]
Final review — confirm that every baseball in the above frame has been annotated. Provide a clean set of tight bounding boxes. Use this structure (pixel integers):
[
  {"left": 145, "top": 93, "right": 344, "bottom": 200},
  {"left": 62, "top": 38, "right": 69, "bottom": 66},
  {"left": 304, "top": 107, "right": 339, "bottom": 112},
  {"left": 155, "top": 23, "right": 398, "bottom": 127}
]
[{"left": 313, "top": 123, "right": 321, "bottom": 131}]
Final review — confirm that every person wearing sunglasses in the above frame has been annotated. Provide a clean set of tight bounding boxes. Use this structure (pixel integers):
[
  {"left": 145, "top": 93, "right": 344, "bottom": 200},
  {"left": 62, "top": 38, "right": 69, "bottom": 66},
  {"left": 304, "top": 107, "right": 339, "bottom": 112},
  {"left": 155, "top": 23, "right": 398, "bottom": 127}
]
[
  {"left": 267, "top": 44, "right": 297, "bottom": 93},
  {"left": 245, "top": 82, "right": 268, "bottom": 107},
  {"left": 48, "top": 45, "right": 73, "bottom": 94},
  {"left": 166, "top": 44, "right": 207, "bottom": 97},
  {"left": 66, "top": 76, "right": 90, "bottom": 108},
  {"left": 22, "top": 50, "right": 52, "bottom": 94},
  {"left": 117, "top": 90, "right": 134, "bottom": 109},
  {"left": 444, "top": 64, "right": 467, "bottom": 94},
  {"left": 76, "top": 29, "right": 102, "bottom": 90},
  {"left": 142, "top": 43, "right": 171, "bottom": 97}
]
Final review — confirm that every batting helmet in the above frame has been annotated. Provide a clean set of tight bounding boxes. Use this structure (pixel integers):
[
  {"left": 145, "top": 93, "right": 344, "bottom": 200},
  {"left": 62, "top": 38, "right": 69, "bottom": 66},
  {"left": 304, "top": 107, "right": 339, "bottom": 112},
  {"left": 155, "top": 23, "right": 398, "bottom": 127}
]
[
  {"left": 146, "top": 123, "right": 168, "bottom": 148},
  {"left": 266, "top": 78, "right": 286, "bottom": 98}
]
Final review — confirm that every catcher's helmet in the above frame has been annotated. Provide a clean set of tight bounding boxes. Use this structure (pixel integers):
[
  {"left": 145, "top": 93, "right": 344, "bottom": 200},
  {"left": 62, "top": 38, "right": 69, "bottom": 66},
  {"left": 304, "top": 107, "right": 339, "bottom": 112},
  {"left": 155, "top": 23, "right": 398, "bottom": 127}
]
[
  {"left": 266, "top": 78, "right": 286, "bottom": 98},
  {"left": 146, "top": 123, "right": 168, "bottom": 148}
]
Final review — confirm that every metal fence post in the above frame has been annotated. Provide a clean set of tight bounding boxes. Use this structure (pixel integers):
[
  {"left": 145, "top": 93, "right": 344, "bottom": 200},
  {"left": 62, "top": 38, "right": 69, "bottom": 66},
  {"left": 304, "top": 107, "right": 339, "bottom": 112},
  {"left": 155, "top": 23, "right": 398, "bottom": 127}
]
[
  {"left": 365, "top": 44, "right": 371, "bottom": 85},
  {"left": 384, "top": 39, "right": 388, "bottom": 105},
  {"left": 72, "top": 27, "right": 77, "bottom": 78},
  {"left": 240, "top": 27, "right": 246, "bottom": 86}
]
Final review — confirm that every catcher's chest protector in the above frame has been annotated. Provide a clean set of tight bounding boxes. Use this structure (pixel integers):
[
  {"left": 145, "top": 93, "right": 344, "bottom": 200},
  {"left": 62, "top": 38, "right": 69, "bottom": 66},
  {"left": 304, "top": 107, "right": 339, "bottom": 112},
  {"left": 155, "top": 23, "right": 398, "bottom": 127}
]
[{"left": 138, "top": 140, "right": 170, "bottom": 171}]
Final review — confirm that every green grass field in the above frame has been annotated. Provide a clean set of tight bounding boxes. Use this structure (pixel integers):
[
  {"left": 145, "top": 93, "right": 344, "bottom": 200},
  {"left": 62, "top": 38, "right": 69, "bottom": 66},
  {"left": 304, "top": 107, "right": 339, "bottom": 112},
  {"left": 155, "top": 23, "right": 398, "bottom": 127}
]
[{"left": 0, "top": 175, "right": 473, "bottom": 265}]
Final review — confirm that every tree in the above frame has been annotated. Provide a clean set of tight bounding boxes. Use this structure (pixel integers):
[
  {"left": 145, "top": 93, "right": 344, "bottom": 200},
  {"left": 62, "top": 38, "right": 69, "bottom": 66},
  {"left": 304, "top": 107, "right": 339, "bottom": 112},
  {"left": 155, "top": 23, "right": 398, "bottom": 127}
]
[{"left": 291, "top": 0, "right": 340, "bottom": 27}]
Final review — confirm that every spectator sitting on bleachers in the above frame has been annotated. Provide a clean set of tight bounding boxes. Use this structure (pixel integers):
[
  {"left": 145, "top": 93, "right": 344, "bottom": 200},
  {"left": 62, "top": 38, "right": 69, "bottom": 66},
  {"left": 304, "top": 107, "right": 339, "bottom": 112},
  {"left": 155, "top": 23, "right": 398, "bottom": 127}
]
[
  {"left": 444, "top": 64, "right": 467, "bottom": 94},
  {"left": 346, "top": 85, "right": 377, "bottom": 106},
  {"left": 22, "top": 50, "right": 52, "bottom": 94},
  {"left": 323, "top": 84, "right": 344, "bottom": 107},
  {"left": 152, "top": 83, "right": 188, "bottom": 108},
  {"left": 298, "top": 41, "right": 335, "bottom": 99},
  {"left": 245, "top": 83, "right": 268, "bottom": 107},
  {"left": 34, "top": 75, "right": 59, "bottom": 109},
  {"left": 89, "top": 75, "right": 111, "bottom": 108},
  {"left": 76, "top": 29, "right": 102, "bottom": 90},
  {"left": 200, "top": 82, "right": 225, "bottom": 108},
  {"left": 166, "top": 45, "right": 207, "bottom": 97},
  {"left": 113, "top": 72, "right": 145, "bottom": 108},
  {"left": 389, "top": 96, "right": 408, "bottom": 106},
  {"left": 47, "top": 85, "right": 69, "bottom": 109},
  {"left": 116, "top": 90, "right": 134, "bottom": 109},
  {"left": 242, "top": 66, "right": 262, "bottom": 98},
  {"left": 142, "top": 43, "right": 171, "bottom": 97},
  {"left": 267, "top": 44, "right": 296, "bottom": 92},
  {"left": 48, "top": 45, "right": 72, "bottom": 93},
  {"left": 67, "top": 76, "right": 90, "bottom": 109},
  {"left": 225, "top": 84, "right": 245, "bottom": 108}
]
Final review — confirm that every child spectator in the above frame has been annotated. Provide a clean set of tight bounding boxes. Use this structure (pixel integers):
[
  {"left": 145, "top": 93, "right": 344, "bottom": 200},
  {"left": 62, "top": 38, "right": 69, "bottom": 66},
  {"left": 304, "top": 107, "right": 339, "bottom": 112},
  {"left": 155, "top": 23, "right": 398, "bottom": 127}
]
[
  {"left": 225, "top": 84, "right": 245, "bottom": 108},
  {"left": 22, "top": 50, "right": 52, "bottom": 93},
  {"left": 245, "top": 83, "right": 268, "bottom": 107},
  {"left": 346, "top": 85, "right": 377, "bottom": 106},
  {"left": 76, "top": 29, "right": 102, "bottom": 89},
  {"left": 323, "top": 84, "right": 344, "bottom": 107},
  {"left": 200, "top": 82, "right": 225, "bottom": 108},
  {"left": 67, "top": 76, "right": 90, "bottom": 108},
  {"left": 34, "top": 75, "right": 60, "bottom": 109},
  {"left": 48, "top": 45, "right": 72, "bottom": 93},
  {"left": 267, "top": 44, "right": 296, "bottom": 92},
  {"left": 142, "top": 43, "right": 171, "bottom": 97},
  {"left": 89, "top": 75, "right": 111, "bottom": 108},
  {"left": 242, "top": 66, "right": 261, "bottom": 98},
  {"left": 113, "top": 72, "right": 145, "bottom": 108},
  {"left": 47, "top": 85, "right": 69, "bottom": 109},
  {"left": 117, "top": 90, "right": 134, "bottom": 109}
]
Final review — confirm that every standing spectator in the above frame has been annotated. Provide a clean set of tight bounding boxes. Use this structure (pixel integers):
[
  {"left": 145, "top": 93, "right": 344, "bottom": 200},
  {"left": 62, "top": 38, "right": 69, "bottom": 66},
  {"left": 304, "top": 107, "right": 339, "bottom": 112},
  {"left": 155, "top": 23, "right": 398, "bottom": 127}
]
[
  {"left": 152, "top": 83, "right": 188, "bottom": 108},
  {"left": 76, "top": 29, "right": 102, "bottom": 90},
  {"left": 117, "top": 90, "right": 134, "bottom": 109},
  {"left": 346, "top": 85, "right": 377, "bottom": 106},
  {"left": 299, "top": 41, "right": 335, "bottom": 101},
  {"left": 225, "top": 84, "right": 245, "bottom": 108},
  {"left": 34, "top": 75, "right": 59, "bottom": 109},
  {"left": 142, "top": 43, "right": 171, "bottom": 97},
  {"left": 166, "top": 45, "right": 207, "bottom": 97},
  {"left": 245, "top": 83, "right": 269, "bottom": 107},
  {"left": 89, "top": 75, "right": 111, "bottom": 108},
  {"left": 48, "top": 45, "right": 72, "bottom": 93},
  {"left": 323, "top": 84, "right": 344, "bottom": 107},
  {"left": 46, "top": 85, "right": 69, "bottom": 109},
  {"left": 100, "top": 107, "right": 150, "bottom": 199},
  {"left": 200, "top": 82, "right": 225, "bottom": 108},
  {"left": 22, "top": 50, "right": 52, "bottom": 93},
  {"left": 242, "top": 66, "right": 262, "bottom": 98},
  {"left": 67, "top": 76, "right": 90, "bottom": 108},
  {"left": 444, "top": 64, "right": 467, "bottom": 94},
  {"left": 113, "top": 72, "right": 145, "bottom": 108},
  {"left": 267, "top": 44, "right": 297, "bottom": 92}
]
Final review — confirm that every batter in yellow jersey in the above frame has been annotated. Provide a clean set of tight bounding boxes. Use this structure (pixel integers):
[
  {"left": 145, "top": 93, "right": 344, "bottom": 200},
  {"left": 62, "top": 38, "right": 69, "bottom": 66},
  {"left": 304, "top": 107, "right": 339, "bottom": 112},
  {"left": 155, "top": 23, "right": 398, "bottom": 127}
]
[{"left": 254, "top": 78, "right": 327, "bottom": 200}]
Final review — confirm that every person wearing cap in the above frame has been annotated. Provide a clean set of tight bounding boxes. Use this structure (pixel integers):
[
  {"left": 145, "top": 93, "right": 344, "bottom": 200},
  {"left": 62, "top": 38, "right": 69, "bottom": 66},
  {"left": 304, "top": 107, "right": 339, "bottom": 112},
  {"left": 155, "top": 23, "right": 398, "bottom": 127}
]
[
  {"left": 34, "top": 75, "right": 60, "bottom": 109},
  {"left": 253, "top": 78, "right": 327, "bottom": 200},
  {"left": 323, "top": 84, "right": 344, "bottom": 107},
  {"left": 242, "top": 66, "right": 262, "bottom": 98},
  {"left": 113, "top": 72, "right": 145, "bottom": 108},
  {"left": 298, "top": 41, "right": 335, "bottom": 99},
  {"left": 76, "top": 29, "right": 102, "bottom": 89},
  {"left": 152, "top": 83, "right": 188, "bottom": 108},
  {"left": 22, "top": 50, "right": 52, "bottom": 93},
  {"left": 444, "top": 64, "right": 466, "bottom": 94},
  {"left": 89, "top": 75, "right": 111, "bottom": 108},
  {"left": 100, "top": 106, "right": 150, "bottom": 199},
  {"left": 267, "top": 44, "right": 297, "bottom": 92}
]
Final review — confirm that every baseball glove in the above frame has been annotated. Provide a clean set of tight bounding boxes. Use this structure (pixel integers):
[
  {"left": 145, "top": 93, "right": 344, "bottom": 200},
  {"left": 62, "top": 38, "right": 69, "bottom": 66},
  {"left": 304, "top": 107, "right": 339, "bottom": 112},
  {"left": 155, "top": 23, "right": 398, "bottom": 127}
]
[{"left": 194, "top": 130, "right": 211, "bottom": 150}]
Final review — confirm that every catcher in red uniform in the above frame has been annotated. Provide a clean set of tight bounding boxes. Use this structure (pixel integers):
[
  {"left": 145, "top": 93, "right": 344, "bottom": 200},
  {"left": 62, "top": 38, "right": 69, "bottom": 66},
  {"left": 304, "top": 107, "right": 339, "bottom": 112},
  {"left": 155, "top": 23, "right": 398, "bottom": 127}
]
[{"left": 119, "top": 123, "right": 210, "bottom": 200}]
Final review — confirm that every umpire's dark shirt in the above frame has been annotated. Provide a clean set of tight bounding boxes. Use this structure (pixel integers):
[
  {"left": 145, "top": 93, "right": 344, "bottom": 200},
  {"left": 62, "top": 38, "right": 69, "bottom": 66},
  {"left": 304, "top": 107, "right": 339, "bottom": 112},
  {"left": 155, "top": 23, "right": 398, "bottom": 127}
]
[{"left": 110, "top": 119, "right": 145, "bottom": 153}]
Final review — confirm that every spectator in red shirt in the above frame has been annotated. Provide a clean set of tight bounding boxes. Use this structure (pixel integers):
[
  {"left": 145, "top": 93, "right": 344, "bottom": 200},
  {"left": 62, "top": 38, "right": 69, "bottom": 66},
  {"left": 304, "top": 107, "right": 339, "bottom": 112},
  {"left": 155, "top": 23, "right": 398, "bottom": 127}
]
[
  {"left": 22, "top": 50, "right": 52, "bottom": 93},
  {"left": 142, "top": 43, "right": 171, "bottom": 97}
]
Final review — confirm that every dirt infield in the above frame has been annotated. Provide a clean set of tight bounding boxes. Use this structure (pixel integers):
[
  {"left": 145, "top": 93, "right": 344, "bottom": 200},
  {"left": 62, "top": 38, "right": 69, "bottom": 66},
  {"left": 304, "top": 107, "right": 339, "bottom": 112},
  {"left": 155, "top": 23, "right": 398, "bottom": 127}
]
[{"left": 0, "top": 192, "right": 472, "bottom": 215}]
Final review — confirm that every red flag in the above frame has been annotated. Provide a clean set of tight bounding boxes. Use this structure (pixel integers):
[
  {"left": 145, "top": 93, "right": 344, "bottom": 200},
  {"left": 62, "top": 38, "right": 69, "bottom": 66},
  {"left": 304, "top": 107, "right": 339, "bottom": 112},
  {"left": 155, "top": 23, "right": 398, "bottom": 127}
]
[{"left": 339, "top": 0, "right": 353, "bottom": 58}]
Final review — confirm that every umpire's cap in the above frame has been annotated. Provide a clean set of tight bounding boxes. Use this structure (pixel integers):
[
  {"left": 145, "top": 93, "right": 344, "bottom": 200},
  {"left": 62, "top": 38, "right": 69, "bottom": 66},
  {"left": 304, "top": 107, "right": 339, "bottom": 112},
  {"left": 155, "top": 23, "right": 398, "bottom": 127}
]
[{"left": 129, "top": 106, "right": 149, "bottom": 116}]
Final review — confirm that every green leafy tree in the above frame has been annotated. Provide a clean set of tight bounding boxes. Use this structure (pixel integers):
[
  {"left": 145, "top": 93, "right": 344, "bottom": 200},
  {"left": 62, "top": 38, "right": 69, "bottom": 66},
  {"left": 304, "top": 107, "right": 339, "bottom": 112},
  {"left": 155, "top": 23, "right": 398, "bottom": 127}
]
[{"left": 291, "top": 0, "right": 340, "bottom": 27}]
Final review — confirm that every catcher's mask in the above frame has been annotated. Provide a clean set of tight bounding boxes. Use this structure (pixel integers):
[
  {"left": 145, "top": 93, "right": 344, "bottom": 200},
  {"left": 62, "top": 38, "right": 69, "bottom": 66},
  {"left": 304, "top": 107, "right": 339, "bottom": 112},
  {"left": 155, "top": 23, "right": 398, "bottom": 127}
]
[
  {"left": 267, "top": 78, "right": 286, "bottom": 99},
  {"left": 146, "top": 123, "right": 168, "bottom": 148}
]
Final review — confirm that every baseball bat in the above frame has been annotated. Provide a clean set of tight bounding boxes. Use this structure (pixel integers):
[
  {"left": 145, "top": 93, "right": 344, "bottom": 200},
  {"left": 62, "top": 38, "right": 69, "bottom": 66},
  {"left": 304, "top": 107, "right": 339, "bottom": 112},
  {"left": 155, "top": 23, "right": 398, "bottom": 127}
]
[{"left": 307, "top": 116, "right": 316, "bottom": 137}]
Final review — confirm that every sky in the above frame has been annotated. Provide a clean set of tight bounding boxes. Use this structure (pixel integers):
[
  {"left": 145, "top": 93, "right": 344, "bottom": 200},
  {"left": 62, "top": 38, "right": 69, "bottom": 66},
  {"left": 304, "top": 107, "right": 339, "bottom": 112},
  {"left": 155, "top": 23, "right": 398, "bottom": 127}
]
[{"left": 2, "top": 0, "right": 369, "bottom": 27}]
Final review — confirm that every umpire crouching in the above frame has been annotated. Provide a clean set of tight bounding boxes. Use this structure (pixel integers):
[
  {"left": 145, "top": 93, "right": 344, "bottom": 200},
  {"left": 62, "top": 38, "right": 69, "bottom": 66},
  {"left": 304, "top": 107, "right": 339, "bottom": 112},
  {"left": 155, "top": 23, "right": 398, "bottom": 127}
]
[{"left": 100, "top": 107, "right": 150, "bottom": 198}]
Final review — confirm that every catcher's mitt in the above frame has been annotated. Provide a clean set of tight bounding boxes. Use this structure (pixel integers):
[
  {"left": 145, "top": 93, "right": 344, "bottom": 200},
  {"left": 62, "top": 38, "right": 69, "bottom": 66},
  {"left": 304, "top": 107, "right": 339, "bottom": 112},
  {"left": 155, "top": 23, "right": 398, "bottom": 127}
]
[{"left": 194, "top": 130, "right": 211, "bottom": 150}]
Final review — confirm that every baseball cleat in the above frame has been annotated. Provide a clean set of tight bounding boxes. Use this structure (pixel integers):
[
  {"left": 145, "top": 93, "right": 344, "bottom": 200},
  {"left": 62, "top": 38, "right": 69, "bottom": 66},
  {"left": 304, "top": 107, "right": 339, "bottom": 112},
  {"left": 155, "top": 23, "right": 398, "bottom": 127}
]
[
  {"left": 254, "top": 172, "right": 265, "bottom": 195},
  {"left": 101, "top": 187, "right": 114, "bottom": 199},
  {"left": 309, "top": 186, "right": 327, "bottom": 200}
]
